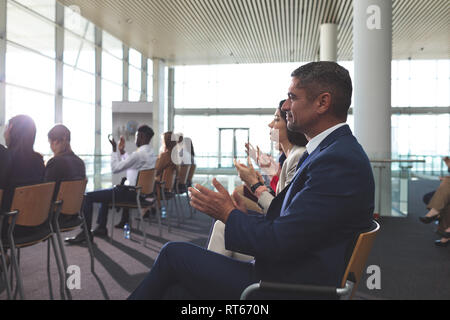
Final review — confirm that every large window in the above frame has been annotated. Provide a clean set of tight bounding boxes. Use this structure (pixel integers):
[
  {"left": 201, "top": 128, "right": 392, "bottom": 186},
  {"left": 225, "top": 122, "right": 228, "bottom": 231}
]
[
  {"left": 174, "top": 59, "right": 449, "bottom": 166},
  {"left": 128, "top": 48, "right": 142, "bottom": 101},
  {"left": 5, "top": 1, "right": 56, "bottom": 154},
  {"left": 174, "top": 114, "right": 274, "bottom": 168},
  {"left": 63, "top": 7, "right": 96, "bottom": 154},
  {"left": 3, "top": 0, "right": 149, "bottom": 191},
  {"left": 174, "top": 63, "right": 301, "bottom": 109},
  {"left": 5, "top": 85, "right": 54, "bottom": 154},
  {"left": 392, "top": 60, "right": 450, "bottom": 107}
]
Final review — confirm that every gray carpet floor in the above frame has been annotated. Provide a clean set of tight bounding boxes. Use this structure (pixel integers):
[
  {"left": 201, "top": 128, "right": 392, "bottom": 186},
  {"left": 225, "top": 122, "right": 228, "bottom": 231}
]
[
  {"left": 0, "top": 196, "right": 213, "bottom": 300},
  {"left": 1, "top": 178, "right": 448, "bottom": 300}
]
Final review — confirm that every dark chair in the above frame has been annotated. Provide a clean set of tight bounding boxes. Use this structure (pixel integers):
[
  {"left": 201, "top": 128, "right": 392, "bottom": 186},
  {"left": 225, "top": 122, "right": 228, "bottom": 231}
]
[
  {"left": 185, "top": 164, "right": 197, "bottom": 218},
  {"left": 52, "top": 179, "right": 94, "bottom": 299},
  {"left": 109, "top": 169, "right": 160, "bottom": 244},
  {"left": 156, "top": 166, "right": 178, "bottom": 233},
  {"left": 175, "top": 164, "right": 191, "bottom": 223},
  {"left": 0, "top": 189, "right": 12, "bottom": 299},
  {"left": 240, "top": 220, "right": 380, "bottom": 300},
  {"left": 0, "top": 182, "right": 66, "bottom": 300}
]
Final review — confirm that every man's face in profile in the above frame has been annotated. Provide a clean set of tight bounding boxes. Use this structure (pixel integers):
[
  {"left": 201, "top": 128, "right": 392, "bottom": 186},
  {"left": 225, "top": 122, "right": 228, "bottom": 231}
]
[{"left": 282, "top": 77, "right": 318, "bottom": 136}]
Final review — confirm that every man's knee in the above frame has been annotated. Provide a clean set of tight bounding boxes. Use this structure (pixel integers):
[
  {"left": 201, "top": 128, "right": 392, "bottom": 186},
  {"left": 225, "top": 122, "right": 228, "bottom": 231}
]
[
  {"left": 160, "top": 241, "right": 193, "bottom": 256},
  {"left": 159, "top": 241, "right": 201, "bottom": 266}
]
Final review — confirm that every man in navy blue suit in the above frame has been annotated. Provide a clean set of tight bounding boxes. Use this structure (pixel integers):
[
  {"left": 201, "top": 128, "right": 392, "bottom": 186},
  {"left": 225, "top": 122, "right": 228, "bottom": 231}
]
[{"left": 128, "top": 61, "right": 375, "bottom": 300}]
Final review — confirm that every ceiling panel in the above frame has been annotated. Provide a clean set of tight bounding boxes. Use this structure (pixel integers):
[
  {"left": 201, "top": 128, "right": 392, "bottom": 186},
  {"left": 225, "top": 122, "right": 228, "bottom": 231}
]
[{"left": 58, "top": 0, "right": 450, "bottom": 65}]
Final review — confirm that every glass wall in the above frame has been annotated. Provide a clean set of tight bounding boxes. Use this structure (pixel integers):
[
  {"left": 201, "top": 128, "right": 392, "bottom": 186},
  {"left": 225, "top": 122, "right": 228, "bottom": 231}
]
[
  {"left": 128, "top": 48, "right": 142, "bottom": 101},
  {"left": 2, "top": 0, "right": 151, "bottom": 191},
  {"left": 174, "top": 60, "right": 449, "bottom": 170},
  {"left": 5, "top": 0, "right": 56, "bottom": 154}
]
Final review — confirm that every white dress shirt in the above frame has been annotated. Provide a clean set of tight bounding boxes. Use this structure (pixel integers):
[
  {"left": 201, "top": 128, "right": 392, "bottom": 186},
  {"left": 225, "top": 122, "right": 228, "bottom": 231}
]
[
  {"left": 111, "top": 144, "right": 157, "bottom": 186},
  {"left": 305, "top": 123, "right": 348, "bottom": 155}
]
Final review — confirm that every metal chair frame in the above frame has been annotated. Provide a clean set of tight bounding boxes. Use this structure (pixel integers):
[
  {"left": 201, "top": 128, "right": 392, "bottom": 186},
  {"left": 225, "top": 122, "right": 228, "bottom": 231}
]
[{"left": 240, "top": 220, "right": 380, "bottom": 300}]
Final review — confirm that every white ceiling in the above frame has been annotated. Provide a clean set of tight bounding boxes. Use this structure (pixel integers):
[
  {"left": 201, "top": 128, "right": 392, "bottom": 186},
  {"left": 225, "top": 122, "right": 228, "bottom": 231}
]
[{"left": 58, "top": 0, "right": 450, "bottom": 65}]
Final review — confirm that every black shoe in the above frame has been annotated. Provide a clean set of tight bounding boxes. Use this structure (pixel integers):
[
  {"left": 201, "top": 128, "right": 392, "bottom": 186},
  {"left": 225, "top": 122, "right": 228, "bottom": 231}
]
[
  {"left": 419, "top": 215, "right": 440, "bottom": 224},
  {"left": 436, "top": 230, "right": 450, "bottom": 238},
  {"left": 65, "top": 231, "right": 92, "bottom": 245},
  {"left": 92, "top": 227, "right": 108, "bottom": 237},
  {"left": 114, "top": 221, "right": 127, "bottom": 229},
  {"left": 434, "top": 240, "right": 450, "bottom": 247},
  {"left": 143, "top": 207, "right": 156, "bottom": 220}
]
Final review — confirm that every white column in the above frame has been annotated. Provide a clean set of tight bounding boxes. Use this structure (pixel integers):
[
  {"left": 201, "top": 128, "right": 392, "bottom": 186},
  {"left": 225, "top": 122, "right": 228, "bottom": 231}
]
[
  {"left": 55, "top": 3, "right": 64, "bottom": 124},
  {"left": 94, "top": 27, "right": 102, "bottom": 190},
  {"left": 167, "top": 67, "right": 175, "bottom": 131},
  {"left": 319, "top": 23, "right": 338, "bottom": 62},
  {"left": 141, "top": 55, "right": 148, "bottom": 101},
  {"left": 0, "top": 0, "right": 6, "bottom": 145},
  {"left": 123, "top": 45, "right": 129, "bottom": 101},
  {"left": 152, "top": 58, "right": 166, "bottom": 152},
  {"left": 353, "top": 0, "right": 392, "bottom": 216}
]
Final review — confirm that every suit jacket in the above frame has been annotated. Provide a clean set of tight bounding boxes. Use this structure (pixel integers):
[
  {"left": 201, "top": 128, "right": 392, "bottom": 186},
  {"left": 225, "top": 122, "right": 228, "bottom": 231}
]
[{"left": 224, "top": 125, "right": 375, "bottom": 287}]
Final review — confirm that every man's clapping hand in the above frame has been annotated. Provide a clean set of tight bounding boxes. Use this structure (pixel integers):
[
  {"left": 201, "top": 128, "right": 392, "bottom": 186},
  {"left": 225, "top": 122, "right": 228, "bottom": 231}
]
[{"left": 189, "top": 178, "right": 242, "bottom": 223}]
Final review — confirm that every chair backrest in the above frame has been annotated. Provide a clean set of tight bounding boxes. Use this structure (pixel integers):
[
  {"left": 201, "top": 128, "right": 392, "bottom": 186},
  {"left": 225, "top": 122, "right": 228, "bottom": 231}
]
[
  {"left": 56, "top": 179, "right": 87, "bottom": 215},
  {"left": 340, "top": 220, "right": 380, "bottom": 299},
  {"left": 136, "top": 169, "right": 156, "bottom": 195},
  {"left": 187, "top": 164, "right": 196, "bottom": 183},
  {"left": 10, "top": 182, "right": 56, "bottom": 227},
  {"left": 161, "top": 166, "right": 177, "bottom": 192},
  {"left": 177, "top": 164, "right": 191, "bottom": 185}
]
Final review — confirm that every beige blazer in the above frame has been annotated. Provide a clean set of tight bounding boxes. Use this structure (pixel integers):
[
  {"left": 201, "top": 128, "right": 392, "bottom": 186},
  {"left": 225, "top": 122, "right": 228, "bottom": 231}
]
[{"left": 258, "top": 145, "right": 306, "bottom": 213}]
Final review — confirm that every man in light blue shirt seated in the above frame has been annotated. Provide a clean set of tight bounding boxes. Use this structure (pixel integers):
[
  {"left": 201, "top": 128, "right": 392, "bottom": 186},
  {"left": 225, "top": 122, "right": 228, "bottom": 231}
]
[{"left": 65, "top": 125, "right": 157, "bottom": 245}]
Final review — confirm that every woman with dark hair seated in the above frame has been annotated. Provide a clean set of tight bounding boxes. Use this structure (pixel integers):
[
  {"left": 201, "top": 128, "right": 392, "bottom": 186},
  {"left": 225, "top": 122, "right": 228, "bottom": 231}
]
[
  {"left": 235, "top": 99, "right": 308, "bottom": 213},
  {"left": 1, "top": 115, "right": 45, "bottom": 211},
  {"left": 1, "top": 115, "right": 45, "bottom": 235}
]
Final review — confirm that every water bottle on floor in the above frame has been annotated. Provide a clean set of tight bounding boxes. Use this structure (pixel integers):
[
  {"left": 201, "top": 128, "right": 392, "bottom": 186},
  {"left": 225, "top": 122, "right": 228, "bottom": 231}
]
[
  {"left": 161, "top": 206, "right": 166, "bottom": 219},
  {"left": 124, "top": 223, "right": 130, "bottom": 239}
]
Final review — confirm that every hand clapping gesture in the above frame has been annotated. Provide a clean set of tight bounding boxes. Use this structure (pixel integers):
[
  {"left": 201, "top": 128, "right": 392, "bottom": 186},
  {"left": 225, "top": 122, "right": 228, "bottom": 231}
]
[
  {"left": 189, "top": 178, "right": 244, "bottom": 222},
  {"left": 234, "top": 156, "right": 263, "bottom": 189}
]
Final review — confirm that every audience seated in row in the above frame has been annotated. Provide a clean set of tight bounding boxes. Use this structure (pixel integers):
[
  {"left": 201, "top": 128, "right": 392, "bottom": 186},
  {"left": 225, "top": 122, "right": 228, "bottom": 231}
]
[
  {"left": 64, "top": 125, "right": 157, "bottom": 244},
  {"left": 128, "top": 61, "right": 376, "bottom": 300},
  {"left": 419, "top": 156, "right": 450, "bottom": 247}
]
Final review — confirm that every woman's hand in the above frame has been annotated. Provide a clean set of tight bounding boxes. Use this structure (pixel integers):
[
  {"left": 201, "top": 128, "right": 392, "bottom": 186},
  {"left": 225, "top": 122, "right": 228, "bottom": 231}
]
[
  {"left": 257, "top": 152, "right": 279, "bottom": 178},
  {"left": 234, "top": 157, "right": 260, "bottom": 188},
  {"left": 245, "top": 142, "right": 259, "bottom": 164}
]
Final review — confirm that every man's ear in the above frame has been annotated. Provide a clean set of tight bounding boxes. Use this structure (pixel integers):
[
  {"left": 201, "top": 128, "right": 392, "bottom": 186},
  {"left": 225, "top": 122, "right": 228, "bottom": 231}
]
[{"left": 316, "top": 92, "right": 332, "bottom": 115}]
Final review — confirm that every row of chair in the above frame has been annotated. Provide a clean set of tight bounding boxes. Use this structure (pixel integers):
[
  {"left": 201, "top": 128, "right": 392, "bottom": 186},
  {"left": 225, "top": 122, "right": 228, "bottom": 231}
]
[
  {"left": 0, "top": 179, "right": 90, "bottom": 300},
  {"left": 0, "top": 164, "right": 197, "bottom": 300},
  {"left": 109, "top": 164, "right": 197, "bottom": 245}
]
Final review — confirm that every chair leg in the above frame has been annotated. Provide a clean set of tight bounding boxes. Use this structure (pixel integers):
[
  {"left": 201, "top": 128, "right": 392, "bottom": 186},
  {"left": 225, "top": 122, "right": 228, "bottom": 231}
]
[
  {"left": 185, "top": 190, "right": 194, "bottom": 219},
  {"left": 155, "top": 204, "right": 162, "bottom": 237},
  {"left": 173, "top": 196, "right": 182, "bottom": 227},
  {"left": 0, "top": 241, "right": 12, "bottom": 300},
  {"left": 161, "top": 191, "right": 171, "bottom": 233},
  {"left": 110, "top": 189, "right": 116, "bottom": 243},
  {"left": 142, "top": 211, "right": 148, "bottom": 247},
  {"left": 176, "top": 193, "right": 185, "bottom": 224},
  {"left": 80, "top": 216, "right": 95, "bottom": 274},
  {"left": 49, "top": 236, "right": 68, "bottom": 300},
  {"left": 54, "top": 225, "right": 71, "bottom": 299},
  {"left": 47, "top": 240, "right": 54, "bottom": 300},
  {"left": 9, "top": 240, "right": 24, "bottom": 300}
]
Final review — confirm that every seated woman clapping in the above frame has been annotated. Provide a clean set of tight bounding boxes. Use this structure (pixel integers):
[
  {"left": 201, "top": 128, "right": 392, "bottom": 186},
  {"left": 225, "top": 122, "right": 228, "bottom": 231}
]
[{"left": 207, "top": 100, "right": 308, "bottom": 261}]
